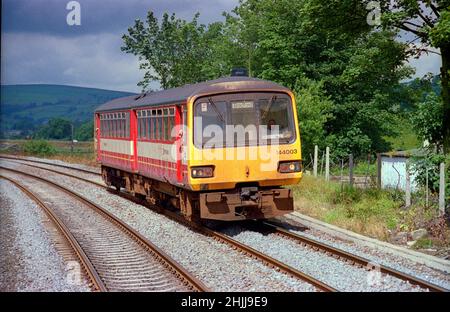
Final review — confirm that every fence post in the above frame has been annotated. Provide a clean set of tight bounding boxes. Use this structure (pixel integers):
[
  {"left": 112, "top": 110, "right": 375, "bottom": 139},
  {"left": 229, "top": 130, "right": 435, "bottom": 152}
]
[
  {"left": 405, "top": 161, "right": 411, "bottom": 208},
  {"left": 71, "top": 123, "right": 74, "bottom": 154},
  {"left": 376, "top": 153, "right": 381, "bottom": 189},
  {"left": 349, "top": 154, "right": 354, "bottom": 187},
  {"left": 325, "top": 147, "right": 330, "bottom": 181},
  {"left": 313, "top": 145, "right": 318, "bottom": 177},
  {"left": 425, "top": 168, "right": 429, "bottom": 208},
  {"left": 320, "top": 151, "right": 325, "bottom": 176},
  {"left": 365, "top": 154, "right": 371, "bottom": 187},
  {"left": 439, "top": 162, "right": 446, "bottom": 216}
]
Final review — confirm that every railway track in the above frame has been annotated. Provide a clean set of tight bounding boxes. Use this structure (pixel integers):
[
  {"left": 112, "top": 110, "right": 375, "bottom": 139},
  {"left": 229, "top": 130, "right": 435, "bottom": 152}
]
[
  {"left": 2, "top": 157, "right": 447, "bottom": 292},
  {"left": 253, "top": 221, "right": 448, "bottom": 292},
  {"left": 0, "top": 166, "right": 208, "bottom": 292},
  {"left": 0, "top": 155, "right": 100, "bottom": 176}
]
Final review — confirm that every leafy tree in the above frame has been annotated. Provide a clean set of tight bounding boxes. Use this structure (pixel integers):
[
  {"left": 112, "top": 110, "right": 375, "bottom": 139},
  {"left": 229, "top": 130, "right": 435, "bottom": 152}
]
[
  {"left": 225, "top": 0, "right": 413, "bottom": 156},
  {"left": 412, "top": 92, "right": 444, "bottom": 145},
  {"left": 35, "top": 118, "right": 72, "bottom": 140},
  {"left": 377, "top": 0, "right": 450, "bottom": 152},
  {"left": 75, "top": 122, "right": 94, "bottom": 141},
  {"left": 122, "top": 1, "right": 419, "bottom": 157},
  {"left": 294, "top": 78, "right": 334, "bottom": 157},
  {"left": 122, "top": 12, "right": 209, "bottom": 90}
]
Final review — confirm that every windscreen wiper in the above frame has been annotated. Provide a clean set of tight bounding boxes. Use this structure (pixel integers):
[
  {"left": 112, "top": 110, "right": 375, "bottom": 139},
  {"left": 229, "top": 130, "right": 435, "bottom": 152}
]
[
  {"left": 261, "top": 95, "right": 277, "bottom": 121},
  {"left": 208, "top": 97, "right": 225, "bottom": 123}
]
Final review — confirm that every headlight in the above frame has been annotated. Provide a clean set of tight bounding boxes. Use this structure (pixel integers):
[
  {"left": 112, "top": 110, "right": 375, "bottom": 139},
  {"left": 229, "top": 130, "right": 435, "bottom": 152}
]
[
  {"left": 191, "top": 166, "right": 214, "bottom": 178},
  {"left": 278, "top": 161, "right": 302, "bottom": 173}
]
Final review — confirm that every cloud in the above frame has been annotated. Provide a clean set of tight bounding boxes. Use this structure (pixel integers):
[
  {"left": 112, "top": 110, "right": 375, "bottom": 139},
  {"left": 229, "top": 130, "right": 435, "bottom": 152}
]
[
  {"left": 0, "top": 0, "right": 442, "bottom": 92},
  {"left": 1, "top": 32, "right": 144, "bottom": 92},
  {"left": 2, "top": 0, "right": 237, "bottom": 36},
  {"left": 408, "top": 48, "right": 442, "bottom": 79},
  {"left": 1, "top": 0, "right": 238, "bottom": 92}
]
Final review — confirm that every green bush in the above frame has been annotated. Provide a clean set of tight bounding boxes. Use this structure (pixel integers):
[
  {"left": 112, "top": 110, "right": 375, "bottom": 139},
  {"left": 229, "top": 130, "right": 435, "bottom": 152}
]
[{"left": 23, "top": 140, "right": 57, "bottom": 156}]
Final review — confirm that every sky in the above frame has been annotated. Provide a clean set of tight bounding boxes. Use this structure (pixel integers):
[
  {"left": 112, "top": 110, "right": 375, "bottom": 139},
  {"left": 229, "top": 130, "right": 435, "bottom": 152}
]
[{"left": 1, "top": 0, "right": 442, "bottom": 93}]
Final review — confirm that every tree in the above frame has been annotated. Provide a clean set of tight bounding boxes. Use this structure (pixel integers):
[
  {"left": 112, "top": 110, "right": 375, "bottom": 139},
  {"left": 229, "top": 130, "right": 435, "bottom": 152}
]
[
  {"left": 122, "top": 12, "right": 210, "bottom": 90},
  {"left": 35, "top": 118, "right": 72, "bottom": 140},
  {"left": 121, "top": 1, "right": 418, "bottom": 157},
  {"left": 294, "top": 78, "right": 334, "bottom": 156},
  {"left": 378, "top": 0, "right": 450, "bottom": 153},
  {"left": 226, "top": 0, "right": 413, "bottom": 156},
  {"left": 75, "top": 122, "right": 94, "bottom": 141}
]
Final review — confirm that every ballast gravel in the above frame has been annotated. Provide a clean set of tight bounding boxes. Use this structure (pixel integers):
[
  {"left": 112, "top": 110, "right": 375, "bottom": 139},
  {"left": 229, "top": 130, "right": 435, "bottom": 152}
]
[
  {"left": 220, "top": 225, "right": 436, "bottom": 292},
  {"left": 3, "top": 158, "right": 449, "bottom": 291},
  {"left": 1, "top": 162, "right": 317, "bottom": 292},
  {"left": 0, "top": 180, "right": 90, "bottom": 292}
]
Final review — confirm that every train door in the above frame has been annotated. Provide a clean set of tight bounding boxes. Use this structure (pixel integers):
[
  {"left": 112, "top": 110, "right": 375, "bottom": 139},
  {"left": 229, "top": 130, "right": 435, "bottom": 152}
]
[
  {"left": 176, "top": 105, "right": 186, "bottom": 183},
  {"left": 95, "top": 113, "right": 101, "bottom": 162}
]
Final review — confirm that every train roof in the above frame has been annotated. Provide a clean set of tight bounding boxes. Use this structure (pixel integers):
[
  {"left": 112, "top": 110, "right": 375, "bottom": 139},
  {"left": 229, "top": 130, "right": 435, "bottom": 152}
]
[{"left": 95, "top": 76, "right": 290, "bottom": 112}]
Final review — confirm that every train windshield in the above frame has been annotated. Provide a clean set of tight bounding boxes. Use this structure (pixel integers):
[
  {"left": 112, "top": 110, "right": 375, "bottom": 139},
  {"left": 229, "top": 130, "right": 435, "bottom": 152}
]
[{"left": 194, "top": 93, "right": 296, "bottom": 148}]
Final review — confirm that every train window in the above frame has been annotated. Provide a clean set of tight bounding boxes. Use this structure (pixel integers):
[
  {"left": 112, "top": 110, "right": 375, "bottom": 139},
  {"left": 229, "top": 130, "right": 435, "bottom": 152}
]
[
  {"left": 143, "top": 116, "right": 147, "bottom": 139},
  {"left": 160, "top": 117, "right": 164, "bottom": 140},
  {"left": 142, "top": 110, "right": 147, "bottom": 117},
  {"left": 163, "top": 117, "right": 167, "bottom": 141},
  {"left": 137, "top": 117, "right": 140, "bottom": 139},
  {"left": 152, "top": 109, "right": 156, "bottom": 116},
  {"left": 163, "top": 108, "right": 169, "bottom": 116},
  {"left": 152, "top": 117, "right": 157, "bottom": 140},
  {"left": 258, "top": 97, "right": 293, "bottom": 142},
  {"left": 146, "top": 116, "right": 150, "bottom": 139},
  {"left": 169, "top": 108, "right": 175, "bottom": 116},
  {"left": 125, "top": 113, "right": 130, "bottom": 138},
  {"left": 194, "top": 101, "right": 227, "bottom": 147},
  {"left": 230, "top": 100, "right": 258, "bottom": 145}
]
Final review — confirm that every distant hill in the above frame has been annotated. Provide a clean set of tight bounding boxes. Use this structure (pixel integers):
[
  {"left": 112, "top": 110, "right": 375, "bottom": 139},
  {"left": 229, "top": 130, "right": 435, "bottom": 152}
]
[{"left": 0, "top": 84, "right": 135, "bottom": 136}]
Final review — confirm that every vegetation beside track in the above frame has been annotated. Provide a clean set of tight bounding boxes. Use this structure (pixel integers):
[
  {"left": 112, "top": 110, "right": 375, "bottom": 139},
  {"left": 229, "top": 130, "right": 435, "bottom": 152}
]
[
  {"left": 291, "top": 175, "right": 450, "bottom": 254},
  {"left": 0, "top": 139, "right": 97, "bottom": 167}
]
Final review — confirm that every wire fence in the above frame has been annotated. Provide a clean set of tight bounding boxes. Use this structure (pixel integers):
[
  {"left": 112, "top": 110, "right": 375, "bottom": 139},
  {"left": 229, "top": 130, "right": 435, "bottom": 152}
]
[{"left": 303, "top": 145, "right": 448, "bottom": 215}]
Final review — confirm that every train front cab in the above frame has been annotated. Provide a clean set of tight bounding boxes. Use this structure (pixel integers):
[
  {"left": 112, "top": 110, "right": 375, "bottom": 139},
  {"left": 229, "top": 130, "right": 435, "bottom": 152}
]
[{"left": 186, "top": 90, "right": 302, "bottom": 221}]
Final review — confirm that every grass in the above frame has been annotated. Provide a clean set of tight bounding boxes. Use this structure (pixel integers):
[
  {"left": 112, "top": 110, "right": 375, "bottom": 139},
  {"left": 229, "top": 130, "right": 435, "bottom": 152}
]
[
  {"left": 329, "top": 161, "right": 377, "bottom": 176},
  {"left": 0, "top": 139, "right": 98, "bottom": 167},
  {"left": 290, "top": 175, "right": 449, "bottom": 244}
]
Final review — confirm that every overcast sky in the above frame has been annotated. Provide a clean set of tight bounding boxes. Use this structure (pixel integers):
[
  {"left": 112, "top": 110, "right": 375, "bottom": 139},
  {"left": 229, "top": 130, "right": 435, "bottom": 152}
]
[{"left": 1, "top": 0, "right": 442, "bottom": 93}]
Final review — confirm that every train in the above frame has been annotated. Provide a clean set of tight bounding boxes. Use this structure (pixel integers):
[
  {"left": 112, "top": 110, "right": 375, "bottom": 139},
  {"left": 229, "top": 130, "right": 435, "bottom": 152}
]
[{"left": 95, "top": 73, "right": 302, "bottom": 221}]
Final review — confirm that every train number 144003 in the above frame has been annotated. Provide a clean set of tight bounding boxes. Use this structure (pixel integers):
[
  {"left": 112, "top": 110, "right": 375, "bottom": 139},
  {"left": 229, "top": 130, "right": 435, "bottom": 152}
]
[{"left": 278, "top": 149, "right": 297, "bottom": 155}]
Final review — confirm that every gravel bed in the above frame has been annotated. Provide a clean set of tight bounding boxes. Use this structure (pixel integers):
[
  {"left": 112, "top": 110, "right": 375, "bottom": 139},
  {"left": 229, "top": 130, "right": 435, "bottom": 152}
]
[
  {"left": 2, "top": 159, "right": 103, "bottom": 184},
  {"left": 284, "top": 222, "right": 450, "bottom": 290},
  {"left": 220, "top": 224, "right": 432, "bottom": 292},
  {"left": 2, "top": 162, "right": 317, "bottom": 292},
  {"left": 0, "top": 180, "right": 90, "bottom": 292},
  {"left": 7, "top": 155, "right": 100, "bottom": 173}
]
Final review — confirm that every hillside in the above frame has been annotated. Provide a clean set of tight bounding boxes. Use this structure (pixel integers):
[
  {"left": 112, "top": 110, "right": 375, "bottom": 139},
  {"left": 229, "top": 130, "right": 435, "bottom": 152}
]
[{"left": 0, "top": 84, "right": 135, "bottom": 136}]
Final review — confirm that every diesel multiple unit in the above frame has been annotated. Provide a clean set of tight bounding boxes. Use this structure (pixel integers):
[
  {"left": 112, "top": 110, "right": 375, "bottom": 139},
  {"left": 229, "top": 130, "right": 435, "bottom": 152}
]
[{"left": 95, "top": 76, "right": 302, "bottom": 221}]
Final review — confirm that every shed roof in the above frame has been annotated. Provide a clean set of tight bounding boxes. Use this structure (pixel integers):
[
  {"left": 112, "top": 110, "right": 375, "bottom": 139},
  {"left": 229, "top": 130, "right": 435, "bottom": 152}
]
[{"left": 95, "top": 76, "right": 290, "bottom": 112}]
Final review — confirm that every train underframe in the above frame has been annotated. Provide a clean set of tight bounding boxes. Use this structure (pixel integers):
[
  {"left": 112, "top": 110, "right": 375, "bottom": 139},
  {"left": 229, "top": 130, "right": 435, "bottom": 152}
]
[{"left": 102, "top": 166, "right": 294, "bottom": 221}]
